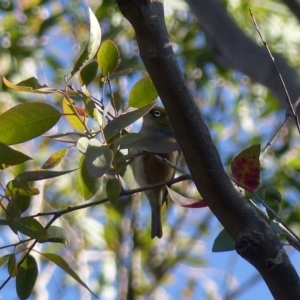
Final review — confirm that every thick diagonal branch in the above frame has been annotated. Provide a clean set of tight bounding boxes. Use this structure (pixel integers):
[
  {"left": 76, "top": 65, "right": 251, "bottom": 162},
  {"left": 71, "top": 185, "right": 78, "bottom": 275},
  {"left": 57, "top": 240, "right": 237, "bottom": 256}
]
[{"left": 116, "top": 0, "right": 300, "bottom": 298}]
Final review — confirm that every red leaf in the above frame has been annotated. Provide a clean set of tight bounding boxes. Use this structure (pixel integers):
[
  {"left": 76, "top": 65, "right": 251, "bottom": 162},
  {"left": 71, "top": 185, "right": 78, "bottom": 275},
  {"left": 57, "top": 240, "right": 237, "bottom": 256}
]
[
  {"left": 182, "top": 200, "right": 207, "bottom": 208},
  {"left": 231, "top": 144, "right": 260, "bottom": 190},
  {"left": 167, "top": 187, "right": 207, "bottom": 209}
]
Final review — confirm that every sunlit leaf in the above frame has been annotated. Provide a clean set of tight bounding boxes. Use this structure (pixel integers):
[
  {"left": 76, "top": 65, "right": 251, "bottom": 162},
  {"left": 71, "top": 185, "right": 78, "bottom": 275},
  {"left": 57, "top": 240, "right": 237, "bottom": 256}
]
[
  {"left": 0, "top": 102, "right": 61, "bottom": 145},
  {"left": 231, "top": 144, "right": 260, "bottom": 190},
  {"left": 97, "top": 40, "right": 120, "bottom": 76},
  {"left": 0, "top": 254, "right": 11, "bottom": 268},
  {"left": 3, "top": 76, "right": 56, "bottom": 94},
  {"left": 16, "top": 255, "right": 38, "bottom": 300},
  {"left": 77, "top": 137, "right": 90, "bottom": 154},
  {"left": 104, "top": 103, "right": 154, "bottom": 141},
  {"left": 70, "top": 7, "right": 102, "bottom": 77},
  {"left": 5, "top": 180, "right": 39, "bottom": 197},
  {"left": 129, "top": 76, "right": 158, "bottom": 108},
  {"left": 39, "top": 252, "right": 97, "bottom": 297},
  {"left": 41, "top": 148, "right": 68, "bottom": 169},
  {"left": 85, "top": 139, "right": 113, "bottom": 178},
  {"left": 212, "top": 228, "right": 236, "bottom": 252},
  {"left": 62, "top": 97, "right": 85, "bottom": 132},
  {"left": 106, "top": 177, "right": 121, "bottom": 205},
  {"left": 0, "top": 142, "right": 31, "bottom": 170},
  {"left": 167, "top": 187, "right": 207, "bottom": 208}
]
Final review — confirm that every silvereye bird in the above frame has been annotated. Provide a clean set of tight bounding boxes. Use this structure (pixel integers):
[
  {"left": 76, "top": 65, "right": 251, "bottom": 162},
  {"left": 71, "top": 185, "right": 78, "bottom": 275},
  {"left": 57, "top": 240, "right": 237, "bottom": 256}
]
[{"left": 131, "top": 107, "right": 180, "bottom": 238}]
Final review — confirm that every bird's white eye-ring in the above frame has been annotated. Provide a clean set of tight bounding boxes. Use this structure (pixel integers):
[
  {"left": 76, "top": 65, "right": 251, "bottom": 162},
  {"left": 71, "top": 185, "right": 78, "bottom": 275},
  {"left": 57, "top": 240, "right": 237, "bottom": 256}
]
[{"left": 152, "top": 110, "right": 161, "bottom": 117}]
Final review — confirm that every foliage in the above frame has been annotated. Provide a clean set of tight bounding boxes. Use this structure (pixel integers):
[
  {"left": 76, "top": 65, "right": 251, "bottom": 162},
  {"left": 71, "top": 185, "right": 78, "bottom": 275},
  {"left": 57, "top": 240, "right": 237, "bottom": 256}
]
[{"left": 1, "top": 0, "right": 300, "bottom": 299}]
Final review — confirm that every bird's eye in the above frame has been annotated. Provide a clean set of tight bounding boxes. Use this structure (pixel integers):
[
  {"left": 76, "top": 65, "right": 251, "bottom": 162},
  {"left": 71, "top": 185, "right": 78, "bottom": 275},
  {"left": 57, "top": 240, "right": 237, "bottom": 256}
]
[{"left": 152, "top": 110, "right": 161, "bottom": 117}]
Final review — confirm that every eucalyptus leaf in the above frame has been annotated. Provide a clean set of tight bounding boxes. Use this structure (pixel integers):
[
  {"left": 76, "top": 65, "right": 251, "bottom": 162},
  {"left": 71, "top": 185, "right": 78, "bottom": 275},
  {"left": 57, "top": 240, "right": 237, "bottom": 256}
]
[
  {"left": 85, "top": 140, "right": 113, "bottom": 178},
  {"left": 3, "top": 76, "right": 56, "bottom": 94},
  {"left": 79, "top": 155, "right": 99, "bottom": 200},
  {"left": 0, "top": 102, "right": 61, "bottom": 145},
  {"left": 212, "top": 228, "right": 236, "bottom": 252},
  {"left": 97, "top": 39, "right": 120, "bottom": 76},
  {"left": 0, "top": 142, "right": 32, "bottom": 170},
  {"left": 106, "top": 178, "right": 121, "bottom": 205},
  {"left": 39, "top": 252, "right": 97, "bottom": 297},
  {"left": 16, "top": 255, "right": 38, "bottom": 300},
  {"left": 129, "top": 76, "right": 158, "bottom": 108},
  {"left": 70, "top": 7, "right": 102, "bottom": 78},
  {"left": 104, "top": 103, "right": 154, "bottom": 141}
]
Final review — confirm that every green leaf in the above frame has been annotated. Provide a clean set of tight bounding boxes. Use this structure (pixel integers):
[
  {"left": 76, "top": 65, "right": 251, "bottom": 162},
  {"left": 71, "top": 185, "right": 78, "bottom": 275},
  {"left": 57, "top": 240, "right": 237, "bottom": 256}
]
[
  {"left": 212, "top": 228, "right": 236, "bottom": 252},
  {"left": 15, "top": 195, "right": 31, "bottom": 214},
  {"left": 5, "top": 180, "right": 39, "bottom": 197},
  {"left": 15, "top": 169, "right": 76, "bottom": 182},
  {"left": 0, "top": 102, "right": 61, "bottom": 145},
  {"left": 106, "top": 178, "right": 121, "bottom": 205},
  {"left": 8, "top": 254, "right": 17, "bottom": 277},
  {"left": 41, "top": 226, "right": 70, "bottom": 245},
  {"left": 16, "top": 254, "right": 38, "bottom": 300},
  {"left": 128, "top": 137, "right": 180, "bottom": 153},
  {"left": 15, "top": 217, "right": 48, "bottom": 241},
  {"left": 129, "top": 76, "right": 158, "bottom": 108},
  {"left": 70, "top": 7, "right": 102, "bottom": 78},
  {"left": 106, "top": 68, "right": 133, "bottom": 80},
  {"left": 104, "top": 103, "right": 154, "bottom": 141},
  {"left": 3, "top": 76, "right": 56, "bottom": 94},
  {"left": 111, "top": 92, "right": 122, "bottom": 111},
  {"left": 79, "top": 155, "right": 99, "bottom": 200},
  {"left": 113, "top": 133, "right": 145, "bottom": 147},
  {"left": 6, "top": 199, "right": 21, "bottom": 234},
  {"left": 82, "top": 86, "right": 98, "bottom": 120},
  {"left": 62, "top": 97, "right": 86, "bottom": 132},
  {"left": 39, "top": 252, "right": 97, "bottom": 297},
  {"left": 45, "top": 132, "right": 87, "bottom": 143},
  {"left": 79, "top": 60, "right": 98, "bottom": 86},
  {"left": 41, "top": 148, "right": 68, "bottom": 169},
  {"left": 0, "top": 254, "right": 11, "bottom": 268},
  {"left": 0, "top": 142, "right": 31, "bottom": 170},
  {"left": 97, "top": 40, "right": 120, "bottom": 76},
  {"left": 85, "top": 140, "right": 113, "bottom": 178},
  {"left": 264, "top": 185, "right": 282, "bottom": 220}
]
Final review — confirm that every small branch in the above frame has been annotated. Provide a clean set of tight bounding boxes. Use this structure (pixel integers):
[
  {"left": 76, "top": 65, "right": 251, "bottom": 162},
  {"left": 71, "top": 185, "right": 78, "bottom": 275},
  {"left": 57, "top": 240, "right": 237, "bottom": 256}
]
[
  {"left": 153, "top": 154, "right": 186, "bottom": 174},
  {"left": 250, "top": 9, "right": 300, "bottom": 135},
  {"left": 260, "top": 110, "right": 292, "bottom": 160},
  {"left": 0, "top": 238, "right": 32, "bottom": 250}
]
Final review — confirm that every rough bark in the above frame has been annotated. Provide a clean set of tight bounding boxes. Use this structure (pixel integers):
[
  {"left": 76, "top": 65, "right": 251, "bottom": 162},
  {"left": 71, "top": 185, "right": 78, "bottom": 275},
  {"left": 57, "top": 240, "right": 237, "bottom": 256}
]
[{"left": 116, "top": 0, "right": 300, "bottom": 298}]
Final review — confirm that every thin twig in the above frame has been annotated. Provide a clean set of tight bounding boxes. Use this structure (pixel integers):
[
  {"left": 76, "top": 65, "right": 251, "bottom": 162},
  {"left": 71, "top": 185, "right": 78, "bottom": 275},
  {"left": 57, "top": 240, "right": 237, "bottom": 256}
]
[
  {"left": 250, "top": 9, "right": 300, "bottom": 135},
  {"left": 153, "top": 154, "right": 186, "bottom": 174},
  {"left": 260, "top": 111, "right": 292, "bottom": 161}
]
